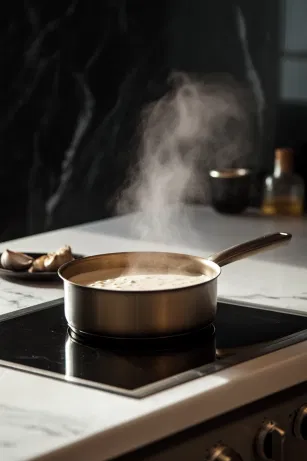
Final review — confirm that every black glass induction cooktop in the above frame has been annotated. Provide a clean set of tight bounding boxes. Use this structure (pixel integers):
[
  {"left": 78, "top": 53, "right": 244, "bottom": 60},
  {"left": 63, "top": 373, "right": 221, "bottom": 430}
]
[{"left": 1, "top": 300, "right": 307, "bottom": 398}]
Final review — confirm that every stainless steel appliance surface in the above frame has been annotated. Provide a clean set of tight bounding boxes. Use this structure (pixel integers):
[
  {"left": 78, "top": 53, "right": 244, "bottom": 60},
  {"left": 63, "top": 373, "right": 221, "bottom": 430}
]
[{"left": 1, "top": 298, "right": 307, "bottom": 460}]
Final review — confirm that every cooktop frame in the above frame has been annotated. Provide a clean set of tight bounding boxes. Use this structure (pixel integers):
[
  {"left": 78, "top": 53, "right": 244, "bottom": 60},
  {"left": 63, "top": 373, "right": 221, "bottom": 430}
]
[{"left": 0, "top": 298, "right": 307, "bottom": 398}]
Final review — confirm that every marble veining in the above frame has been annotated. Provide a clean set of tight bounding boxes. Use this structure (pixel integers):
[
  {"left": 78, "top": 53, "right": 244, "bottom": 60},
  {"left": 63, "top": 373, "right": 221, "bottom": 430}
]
[
  {"left": 1, "top": 1, "right": 278, "bottom": 240},
  {"left": 232, "top": 293, "right": 307, "bottom": 301},
  {"left": 0, "top": 403, "right": 88, "bottom": 461},
  {"left": 0, "top": 404, "right": 86, "bottom": 438},
  {"left": 0, "top": 278, "right": 62, "bottom": 316}
]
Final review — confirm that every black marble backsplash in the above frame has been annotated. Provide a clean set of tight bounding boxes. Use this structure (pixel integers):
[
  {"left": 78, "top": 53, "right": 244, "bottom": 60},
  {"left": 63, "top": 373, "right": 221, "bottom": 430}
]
[{"left": 1, "top": 0, "right": 279, "bottom": 241}]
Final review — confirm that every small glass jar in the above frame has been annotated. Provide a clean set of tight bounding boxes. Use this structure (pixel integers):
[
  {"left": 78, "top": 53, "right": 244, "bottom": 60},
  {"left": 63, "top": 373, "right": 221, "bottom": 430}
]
[{"left": 261, "top": 148, "right": 305, "bottom": 217}]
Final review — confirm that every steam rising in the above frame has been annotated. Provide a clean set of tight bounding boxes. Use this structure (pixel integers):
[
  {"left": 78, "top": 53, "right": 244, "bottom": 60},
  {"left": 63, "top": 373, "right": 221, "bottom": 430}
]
[{"left": 117, "top": 73, "right": 253, "bottom": 242}]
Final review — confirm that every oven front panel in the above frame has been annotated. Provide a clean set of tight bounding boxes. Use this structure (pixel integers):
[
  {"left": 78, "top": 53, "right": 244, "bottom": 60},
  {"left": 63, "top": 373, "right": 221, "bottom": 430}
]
[{"left": 114, "top": 382, "right": 307, "bottom": 461}]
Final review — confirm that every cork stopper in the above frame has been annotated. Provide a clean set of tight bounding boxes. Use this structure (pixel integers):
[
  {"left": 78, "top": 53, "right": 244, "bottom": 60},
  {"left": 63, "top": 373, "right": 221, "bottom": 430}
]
[{"left": 275, "top": 148, "right": 293, "bottom": 173}]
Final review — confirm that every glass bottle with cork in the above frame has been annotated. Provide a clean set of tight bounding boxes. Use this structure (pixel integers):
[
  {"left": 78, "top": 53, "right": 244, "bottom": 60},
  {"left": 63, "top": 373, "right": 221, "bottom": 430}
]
[{"left": 261, "top": 147, "right": 305, "bottom": 216}]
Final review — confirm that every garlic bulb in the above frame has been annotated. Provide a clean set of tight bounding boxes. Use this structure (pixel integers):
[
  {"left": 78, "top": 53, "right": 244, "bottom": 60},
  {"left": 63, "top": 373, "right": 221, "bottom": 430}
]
[{"left": 1, "top": 250, "right": 33, "bottom": 271}]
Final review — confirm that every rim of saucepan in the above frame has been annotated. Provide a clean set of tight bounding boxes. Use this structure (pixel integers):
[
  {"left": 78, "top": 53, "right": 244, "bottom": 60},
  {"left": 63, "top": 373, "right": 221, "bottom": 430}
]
[{"left": 58, "top": 251, "right": 221, "bottom": 294}]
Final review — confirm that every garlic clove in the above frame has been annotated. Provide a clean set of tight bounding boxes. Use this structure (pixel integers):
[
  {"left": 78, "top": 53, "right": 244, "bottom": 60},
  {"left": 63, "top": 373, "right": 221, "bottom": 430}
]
[
  {"left": 1, "top": 250, "right": 33, "bottom": 271},
  {"left": 44, "top": 246, "right": 74, "bottom": 272},
  {"left": 29, "top": 255, "right": 49, "bottom": 272}
]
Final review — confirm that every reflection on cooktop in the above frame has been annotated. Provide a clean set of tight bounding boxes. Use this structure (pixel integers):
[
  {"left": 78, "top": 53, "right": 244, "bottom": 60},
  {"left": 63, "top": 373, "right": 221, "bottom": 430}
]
[
  {"left": 68, "top": 322, "right": 215, "bottom": 350},
  {"left": 66, "top": 325, "right": 216, "bottom": 390},
  {"left": 0, "top": 301, "right": 307, "bottom": 398}
]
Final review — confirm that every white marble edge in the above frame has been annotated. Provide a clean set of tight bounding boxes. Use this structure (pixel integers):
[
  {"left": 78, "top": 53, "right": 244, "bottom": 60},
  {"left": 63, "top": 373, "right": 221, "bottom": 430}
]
[{"left": 1, "top": 206, "right": 307, "bottom": 461}]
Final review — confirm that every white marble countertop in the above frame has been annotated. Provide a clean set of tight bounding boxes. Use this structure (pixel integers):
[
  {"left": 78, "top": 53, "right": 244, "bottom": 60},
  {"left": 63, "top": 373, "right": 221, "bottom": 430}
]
[
  {"left": 1, "top": 206, "right": 307, "bottom": 461},
  {"left": 1, "top": 206, "right": 307, "bottom": 316}
]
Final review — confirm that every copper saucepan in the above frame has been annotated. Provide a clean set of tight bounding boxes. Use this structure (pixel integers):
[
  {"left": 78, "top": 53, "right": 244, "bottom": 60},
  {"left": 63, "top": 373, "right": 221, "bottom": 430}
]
[{"left": 58, "top": 232, "right": 291, "bottom": 338}]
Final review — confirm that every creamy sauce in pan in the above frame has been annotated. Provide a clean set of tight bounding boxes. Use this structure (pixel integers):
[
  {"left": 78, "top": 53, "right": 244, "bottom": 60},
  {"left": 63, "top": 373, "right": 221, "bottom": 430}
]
[{"left": 88, "top": 273, "right": 210, "bottom": 291}]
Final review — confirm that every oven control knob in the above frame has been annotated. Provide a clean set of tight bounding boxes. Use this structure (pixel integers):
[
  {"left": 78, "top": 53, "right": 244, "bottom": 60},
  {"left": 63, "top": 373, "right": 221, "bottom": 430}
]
[
  {"left": 293, "top": 404, "right": 307, "bottom": 440},
  {"left": 255, "top": 421, "right": 285, "bottom": 461},
  {"left": 207, "top": 444, "right": 243, "bottom": 461}
]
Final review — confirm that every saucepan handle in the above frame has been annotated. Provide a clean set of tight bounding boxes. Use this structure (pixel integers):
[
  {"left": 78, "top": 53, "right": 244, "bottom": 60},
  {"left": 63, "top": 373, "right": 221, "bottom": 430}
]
[{"left": 207, "top": 232, "right": 292, "bottom": 268}]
